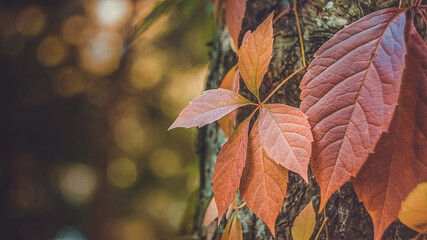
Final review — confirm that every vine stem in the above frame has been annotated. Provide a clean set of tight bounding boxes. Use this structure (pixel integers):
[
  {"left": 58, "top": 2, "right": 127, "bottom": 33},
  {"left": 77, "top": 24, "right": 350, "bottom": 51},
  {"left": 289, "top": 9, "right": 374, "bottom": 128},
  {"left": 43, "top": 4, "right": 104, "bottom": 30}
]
[
  {"left": 262, "top": 67, "right": 305, "bottom": 104},
  {"left": 418, "top": 9, "right": 427, "bottom": 27},
  {"left": 236, "top": 202, "right": 246, "bottom": 210},
  {"left": 294, "top": 0, "right": 307, "bottom": 68},
  {"left": 273, "top": 8, "right": 293, "bottom": 25},
  {"left": 314, "top": 216, "right": 329, "bottom": 240}
]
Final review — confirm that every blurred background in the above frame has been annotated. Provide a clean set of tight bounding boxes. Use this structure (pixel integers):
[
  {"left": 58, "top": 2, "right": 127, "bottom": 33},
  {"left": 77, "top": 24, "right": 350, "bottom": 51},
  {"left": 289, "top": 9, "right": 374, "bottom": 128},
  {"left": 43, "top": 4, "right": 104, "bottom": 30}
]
[{"left": 0, "top": 0, "right": 215, "bottom": 239}]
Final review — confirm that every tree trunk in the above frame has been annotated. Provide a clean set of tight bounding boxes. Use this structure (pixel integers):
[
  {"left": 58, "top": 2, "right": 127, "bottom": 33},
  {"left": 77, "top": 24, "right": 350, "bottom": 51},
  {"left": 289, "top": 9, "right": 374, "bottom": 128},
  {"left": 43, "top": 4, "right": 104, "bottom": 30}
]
[{"left": 192, "top": 0, "right": 421, "bottom": 239}]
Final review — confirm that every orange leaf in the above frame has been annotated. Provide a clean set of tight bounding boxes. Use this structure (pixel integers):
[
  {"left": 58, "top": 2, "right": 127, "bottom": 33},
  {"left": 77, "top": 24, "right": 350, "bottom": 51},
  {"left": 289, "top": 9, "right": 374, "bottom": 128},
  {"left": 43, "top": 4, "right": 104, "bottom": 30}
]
[
  {"left": 240, "top": 119, "right": 289, "bottom": 236},
  {"left": 353, "top": 25, "right": 427, "bottom": 240},
  {"left": 238, "top": 13, "right": 273, "bottom": 98},
  {"left": 218, "top": 66, "right": 240, "bottom": 138},
  {"left": 212, "top": 114, "right": 252, "bottom": 222},
  {"left": 399, "top": 182, "right": 427, "bottom": 233},
  {"left": 291, "top": 202, "right": 316, "bottom": 240},
  {"left": 226, "top": 0, "right": 247, "bottom": 50},
  {"left": 204, "top": 197, "right": 219, "bottom": 227},
  {"left": 229, "top": 216, "right": 243, "bottom": 240},
  {"left": 300, "top": 8, "right": 408, "bottom": 209},
  {"left": 169, "top": 89, "right": 251, "bottom": 130},
  {"left": 259, "top": 104, "right": 313, "bottom": 181}
]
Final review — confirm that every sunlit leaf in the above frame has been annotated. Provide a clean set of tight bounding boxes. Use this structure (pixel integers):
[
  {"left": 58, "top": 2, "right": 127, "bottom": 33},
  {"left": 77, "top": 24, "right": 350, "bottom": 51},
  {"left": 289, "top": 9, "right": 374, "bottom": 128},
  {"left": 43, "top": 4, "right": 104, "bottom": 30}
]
[
  {"left": 291, "top": 202, "right": 316, "bottom": 240},
  {"left": 399, "top": 182, "right": 427, "bottom": 233}
]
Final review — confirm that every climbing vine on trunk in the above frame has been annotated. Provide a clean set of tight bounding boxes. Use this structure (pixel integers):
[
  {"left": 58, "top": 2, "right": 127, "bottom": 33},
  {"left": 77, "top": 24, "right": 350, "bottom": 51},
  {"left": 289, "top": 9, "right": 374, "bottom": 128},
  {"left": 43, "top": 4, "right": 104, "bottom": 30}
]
[{"left": 169, "top": 0, "right": 427, "bottom": 239}]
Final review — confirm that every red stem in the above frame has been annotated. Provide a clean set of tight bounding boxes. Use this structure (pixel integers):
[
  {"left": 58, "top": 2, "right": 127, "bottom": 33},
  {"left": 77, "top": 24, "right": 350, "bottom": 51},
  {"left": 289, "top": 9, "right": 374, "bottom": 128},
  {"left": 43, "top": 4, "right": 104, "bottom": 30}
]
[{"left": 273, "top": 8, "right": 293, "bottom": 25}]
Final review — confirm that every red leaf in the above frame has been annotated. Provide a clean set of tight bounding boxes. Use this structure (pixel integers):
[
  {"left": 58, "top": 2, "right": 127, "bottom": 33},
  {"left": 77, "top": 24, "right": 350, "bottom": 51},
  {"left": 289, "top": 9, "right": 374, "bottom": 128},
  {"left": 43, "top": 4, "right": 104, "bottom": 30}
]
[
  {"left": 169, "top": 89, "right": 251, "bottom": 130},
  {"left": 240, "top": 119, "right": 289, "bottom": 236},
  {"left": 238, "top": 13, "right": 273, "bottom": 98},
  {"left": 353, "top": 25, "right": 427, "bottom": 240},
  {"left": 218, "top": 67, "right": 241, "bottom": 137},
  {"left": 299, "top": 8, "right": 408, "bottom": 209},
  {"left": 212, "top": 114, "right": 252, "bottom": 222},
  {"left": 204, "top": 197, "right": 219, "bottom": 227},
  {"left": 226, "top": 0, "right": 247, "bottom": 50},
  {"left": 259, "top": 104, "right": 313, "bottom": 181}
]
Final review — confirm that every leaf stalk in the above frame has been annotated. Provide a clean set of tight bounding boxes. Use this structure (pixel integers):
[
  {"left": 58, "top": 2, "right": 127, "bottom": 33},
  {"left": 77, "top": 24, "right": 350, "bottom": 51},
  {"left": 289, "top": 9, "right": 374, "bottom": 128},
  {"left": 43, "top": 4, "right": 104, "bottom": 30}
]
[
  {"left": 294, "top": 0, "right": 307, "bottom": 68},
  {"left": 262, "top": 67, "right": 305, "bottom": 104}
]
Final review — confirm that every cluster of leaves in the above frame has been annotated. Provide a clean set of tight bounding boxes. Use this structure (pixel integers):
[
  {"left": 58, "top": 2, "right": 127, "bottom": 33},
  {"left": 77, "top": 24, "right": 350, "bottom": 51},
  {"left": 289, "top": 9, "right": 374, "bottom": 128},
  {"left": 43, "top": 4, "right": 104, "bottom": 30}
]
[{"left": 169, "top": 0, "right": 427, "bottom": 239}]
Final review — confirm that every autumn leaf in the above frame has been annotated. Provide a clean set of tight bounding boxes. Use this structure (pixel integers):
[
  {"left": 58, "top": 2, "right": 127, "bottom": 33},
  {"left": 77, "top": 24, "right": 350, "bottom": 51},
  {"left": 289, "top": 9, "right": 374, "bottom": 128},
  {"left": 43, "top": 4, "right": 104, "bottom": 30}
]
[
  {"left": 353, "top": 25, "right": 427, "bottom": 240},
  {"left": 204, "top": 197, "right": 219, "bottom": 227},
  {"left": 238, "top": 12, "right": 273, "bottom": 98},
  {"left": 300, "top": 8, "right": 408, "bottom": 209},
  {"left": 212, "top": 114, "right": 252, "bottom": 222},
  {"left": 239, "top": 119, "right": 288, "bottom": 236},
  {"left": 221, "top": 214, "right": 234, "bottom": 240},
  {"left": 399, "top": 182, "right": 427, "bottom": 233},
  {"left": 259, "top": 104, "right": 313, "bottom": 181},
  {"left": 229, "top": 215, "right": 243, "bottom": 240},
  {"left": 226, "top": 0, "right": 247, "bottom": 51},
  {"left": 218, "top": 66, "right": 240, "bottom": 137},
  {"left": 291, "top": 201, "right": 316, "bottom": 240},
  {"left": 168, "top": 89, "right": 252, "bottom": 130}
]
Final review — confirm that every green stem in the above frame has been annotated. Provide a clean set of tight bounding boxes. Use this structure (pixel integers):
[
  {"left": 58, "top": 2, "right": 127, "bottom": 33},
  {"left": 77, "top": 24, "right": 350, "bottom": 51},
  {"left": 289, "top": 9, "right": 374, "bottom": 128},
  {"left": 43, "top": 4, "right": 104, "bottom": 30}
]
[{"left": 262, "top": 67, "right": 305, "bottom": 104}]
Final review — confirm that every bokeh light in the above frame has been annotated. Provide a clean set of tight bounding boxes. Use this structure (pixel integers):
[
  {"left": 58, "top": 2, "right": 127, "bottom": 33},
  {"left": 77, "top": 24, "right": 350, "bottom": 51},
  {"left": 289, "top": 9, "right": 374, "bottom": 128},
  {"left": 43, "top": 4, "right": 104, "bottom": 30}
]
[
  {"left": 58, "top": 163, "right": 98, "bottom": 205},
  {"left": 113, "top": 116, "right": 145, "bottom": 152},
  {"left": 107, "top": 157, "right": 138, "bottom": 188},
  {"left": 95, "top": 0, "right": 130, "bottom": 27},
  {"left": 54, "top": 66, "right": 89, "bottom": 97},
  {"left": 1, "top": 0, "right": 212, "bottom": 238},
  {"left": 79, "top": 30, "right": 122, "bottom": 75},
  {"left": 129, "top": 54, "right": 163, "bottom": 90},
  {"left": 16, "top": 6, "right": 46, "bottom": 36},
  {"left": 37, "top": 35, "right": 68, "bottom": 67},
  {"left": 149, "top": 148, "right": 182, "bottom": 178},
  {"left": 62, "top": 15, "right": 88, "bottom": 45}
]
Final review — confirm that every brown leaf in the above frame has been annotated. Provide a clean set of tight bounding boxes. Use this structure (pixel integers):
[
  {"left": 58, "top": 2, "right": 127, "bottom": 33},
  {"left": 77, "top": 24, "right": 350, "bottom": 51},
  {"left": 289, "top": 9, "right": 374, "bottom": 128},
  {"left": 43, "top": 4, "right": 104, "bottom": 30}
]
[
  {"left": 300, "top": 8, "right": 408, "bottom": 209},
  {"left": 259, "top": 104, "right": 313, "bottom": 181},
  {"left": 240, "top": 119, "right": 288, "bottom": 236},
  {"left": 238, "top": 13, "right": 273, "bottom": 98},
  {"left": 169, "top": 89, "right": 251, "bottom": 130},
  {"left": 291, "top": 202, "right": 316, "bottom": 240},
  {"left": 353, "top": 25, "right": 427, "bottom": 240},
  {"left": 226, "top": 0, "right": 247, "bottom": 50},
  {"left": 204, "top": 197, "right": 218, "bottom": 227},
  {"left": 212, "top": 114, "right": 252, "bottom": 222}
]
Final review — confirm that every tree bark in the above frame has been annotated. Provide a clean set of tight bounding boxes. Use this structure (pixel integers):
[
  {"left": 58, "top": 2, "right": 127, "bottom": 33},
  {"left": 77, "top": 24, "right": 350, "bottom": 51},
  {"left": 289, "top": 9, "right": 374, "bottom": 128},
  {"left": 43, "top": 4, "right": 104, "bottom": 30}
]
[{"left": 193, "top": 0, "right": 422, "bottom": 239}]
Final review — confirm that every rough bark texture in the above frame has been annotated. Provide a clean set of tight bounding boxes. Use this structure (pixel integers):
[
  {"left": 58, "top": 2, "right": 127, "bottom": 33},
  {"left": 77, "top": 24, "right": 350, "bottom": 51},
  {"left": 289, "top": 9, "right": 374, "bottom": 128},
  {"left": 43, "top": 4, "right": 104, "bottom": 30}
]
[{"left": 193, "top": 0, "right": 423, "bottom": 239}]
